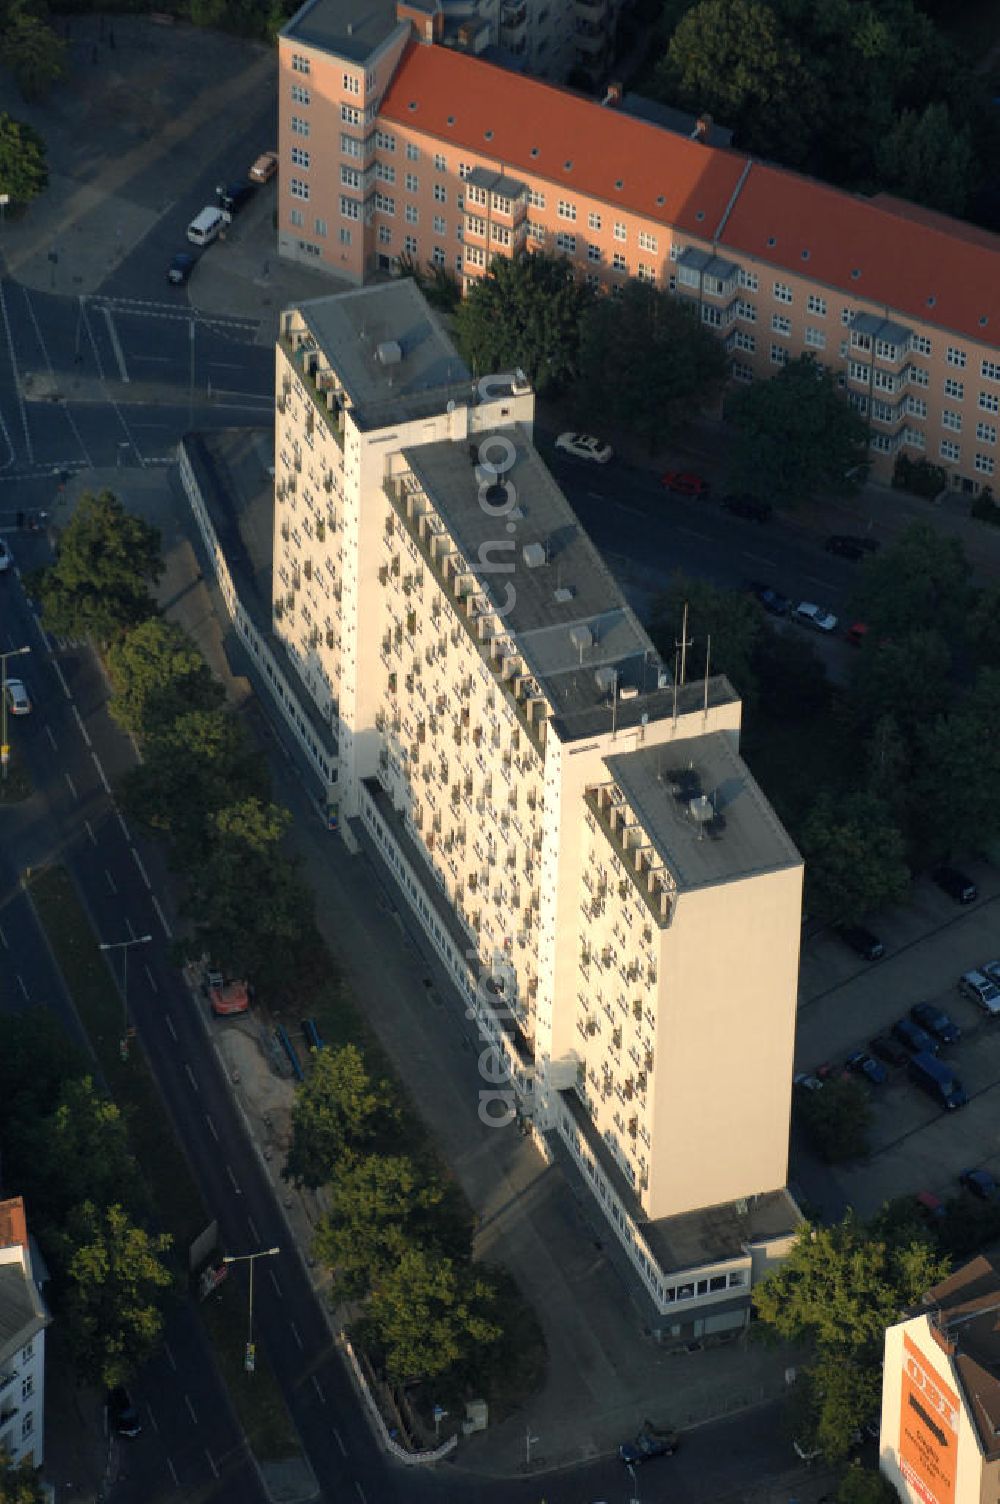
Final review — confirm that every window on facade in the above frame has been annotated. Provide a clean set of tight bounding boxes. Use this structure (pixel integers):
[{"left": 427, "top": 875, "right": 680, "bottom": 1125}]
[
  {"left": 291, "top": 147, "right": 310, "bottom": 168},
  {"left": 374, "top": 193, "right": 394, "bottom": 215},
  {"left": 806, "top": 293, "right": 826, "bottom": 316},
  {"left": 909, "top": 365, "right": 929, "bottom": 388},
  {"left": 587, "top": 211, "right": 601, "bottom": 230},
  {"left": 491, "top": 223, "right": 511, "bottom": 245},
  {"left": 341, "top": 104, "right": 361, "bottom": 124},
  {"left": 942, "top": 409, "right": 962, "bottom": 432},
  {"left": 911, "top": 333, "right": 932, "bottom": 356},
  {"left": 342, "top": 72, "right": 359, "bottom": 93},
  {"left": 557, "top": 200, "right": 577, "bottom": 221},
  {"left": 907, "top": 396, "right": 927, "bottom": 418},
  {"left": 404, "top": 235, "right": 417, "bottom": 254},
  {"left": 555, "top": 232, "right": 576, "bottom": 253},
  {"left": 315, "top": 218, "right": 327, "bottom": 237},
  {"left": 944, "top": 377, "right": 965, "bottom": 399},
  {"left": 405, "top": 204, "right": 418, "bottom": 224},
  {"left": 433, "top": 183, "right": 446, "bottom": 203},
  {"left": 528, "top": 222, "right": 545, "bottom": 243},
  {"left": 340, "top": 166, "right": 360, "bottom": 188},
  {"left": 976, "top": 422, "right": 997, "bottom": 445},
  {"left": 290, "top": 178, "right": 310, "bottom": 200},
  {"left": 770, "top": 344, "right": 788, "bottom": 366},
  {"left": 291, "top": 115, "right": 310, "bottom": 136},
  {"left": 339, "top": 226, "right": 351, "bottom": 246},
  {"left": 947, "top": 346, "right": 967, "bottom": 368},
  {"left": 701, "top": 303, "right": 721, "bottom": 325},
  {"left": 637, "top": 264, "right": 655, "bottom": 284},
  {"left": 528, "top": 188, "right": 545, "bottom": 209},
  {"left": 804, "top": 326, "right": 826, "bottom": 349},
  {"left": 773, "top": 281, "right": 792, "bottom": 304},
  {"left": 434, "top": 152, "right": 446, "bottom": 171},
  {"left": 341, "top": 133, "right": 360, "bottom": 157},
  {"left": 975, "top": 454, "right": 996, "bottom": 475},
  {"left": 980, "top": 391, "right": 1000, "bottom": 413},
  {"left": 458, "top": 162, "right": 471, "bottom": 179},
  {"left": 940, "top": 438, "right": 960, "bottom": 461},
  {"left": 904, "top": 426, "right": 925, "bottom": 450},
  {"left": 290, "top": 208, "right": 303, "bottom": 227},
  {"left": 737, "top": 267, "right": 759, "bottom": 291},
  {"left": 433, "top": 214, "right": 445, "bottom": 235},
  {"left": 339, "top": 196, "right": 359, "bottom": 219},
  {"left": 21, "top": 1376, "right": 33, "bottom": 1401},
  {"left": 983, "top": 359, "right": 1000, "bottom": 382},
  {"left": 292, "top": 53, "right": 310, "bottom": 73},
  {"left": 841, "top": 308, "right": 853, "bottom": 326},
  {"left": 376, "top": 130, "right": 396, "bottom": 152},
  {"left": 733, "top": 330, "right": 755, "bottom": 352},
  {"left": 378, "top": 224, "right": 391, "bottom": 244},
  {"left": 432, "top": 246, "right": 445, "bottom": 267},
  {"left": 21, "top": 1414, "right": 33, "bottom": 1439},
  {"left": 376, "top": 162, "right": 395, "bottom": 183},
  {"left": 405, "top": 172, "right": 418, "bottom": 192},
  {"left": 406, "top": 142, "right": 419, "bottom": 161},
  {"left": 638, "top": 230, "right": 658, "bottom": 252},
  {"left": 612, "top": 250, "right": 626, "bottom": 271},
  {"left": 613, "top": 221, "right": 626, "bottom": 242},
  {"left": 771, "top": 313, "right": 791, "bottom": 335},
  {"left": 737, "top": 301, "right": 756, "bottom": 323}
]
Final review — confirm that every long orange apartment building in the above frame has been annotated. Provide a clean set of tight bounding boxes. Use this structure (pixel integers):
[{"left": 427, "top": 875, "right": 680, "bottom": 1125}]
[{"left": 275, "top": 0, "right": 1000, "bottom": 495}]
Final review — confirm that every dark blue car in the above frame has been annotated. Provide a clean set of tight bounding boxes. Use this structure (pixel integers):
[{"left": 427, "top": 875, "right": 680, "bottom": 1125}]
[
  {"left": 846, "top": 1050, "right": 888, "bottom": 1086},
  {"left": 892, "top": 1017, "right": 938, "bottom": 1056},
  {"left": 910, "top": 1002, "right": 961, "bottom": 1045}
]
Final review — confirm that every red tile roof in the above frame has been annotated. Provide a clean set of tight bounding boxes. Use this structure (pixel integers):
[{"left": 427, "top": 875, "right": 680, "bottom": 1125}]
[
  {"left": 381, "top": 42, "right": 1000, "bottom": 347},
  {"left": 380, "top": 42, "right": 748, "bottom": 237},
  {"left": 723, "top": 163, "right": 1000, "bottom": 346},
  {"left": 0, "top": 1197, "right": 28, "bottom": 1251}
]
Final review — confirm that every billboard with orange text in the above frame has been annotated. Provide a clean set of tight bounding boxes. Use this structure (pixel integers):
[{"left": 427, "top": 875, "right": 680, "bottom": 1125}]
[{"left": 899, "top": 1332, "right": 960, "bottom": 1504}]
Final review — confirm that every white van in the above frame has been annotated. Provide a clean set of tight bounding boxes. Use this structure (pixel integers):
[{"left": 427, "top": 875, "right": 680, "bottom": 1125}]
[{"left": 187, "top": 206, "right": 230, "bottom": 246}]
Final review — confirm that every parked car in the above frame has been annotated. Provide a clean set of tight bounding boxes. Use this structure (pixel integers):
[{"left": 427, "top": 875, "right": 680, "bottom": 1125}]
[
  {"left": 248, "top": 149, "right": 278, "bottom": 183},
  {"left": 933, "top": 866, "right": 977, "bottom": 904},
  {"left": 845, "top": 1050, "right": 888, "bottom": 1086},
  {"left": 959, "top": 969, "right": 1000, "bottom": 1015},
  {"left": 751, "top": 583, "right": 791, "bottom": 616},
  {"left": 5, "top": 678, "right": 30, "bottom": 716},
  {"left": 554, "top": 432, "right": 613, "bottom": 464},
  {"left": 824, "top": 534, "right": 881, "bottom": 560},
  {"left": 107, "top": 1385, "right": 142, "bottom": 1438},
  {"left": 793, "top": 601, "right": 839, "bottom": 633},
  {"left": 910, "top": 1002, "right": 961, "bottom": 1044},
  {"left": 167, "top": 251, "right": 197, "bottom": 285},
  {"left": 870, "top": 1034, "right": 909, "bottom": 1067},
  {"left": 721, "top": 492, "right": 772, "bottom": 522},
  {"left": 908, "top": 1051, "right": 967, "bottom": 1111},
  {"left": 836, "top": 925, "right": 884, "bottom": 961},
  {"left": 619, "top": 1426, "right": 679, "bottom": 1465},
  {"left": 892, "top": 1016, "right": 938, "bottom": 1055},
  {"left": 845, "top": 621, "right": 869, "bottom": 647},
  {"left": 793, "top": 1072, "right": 824, "bottom": 1094},
  {"left": 984, "top": 961, "right": 1000, "bottom": 987},
  {"left": 0, "top": 538, "right": 11, "bottom": 571},
  {"left": 960, "top": 1168, "right": 997, "bottom": 1200},
  {"left": 661, "top": 469, "right": 709, "bottom": 498},
  {"left": 216, "top": 179, "right": 256, "bottom": 214},
  {"left": 915, "top": 1189, "right": 947, "bottom": 1220}
]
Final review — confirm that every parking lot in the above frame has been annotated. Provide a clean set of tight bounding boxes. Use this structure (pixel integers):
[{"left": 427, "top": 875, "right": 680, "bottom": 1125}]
[{"left": 794, "top": 859, "right": 1000, "bottom": 1215}]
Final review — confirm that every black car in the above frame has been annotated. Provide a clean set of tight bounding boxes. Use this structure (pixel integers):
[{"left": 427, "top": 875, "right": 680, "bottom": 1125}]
[
  {"left": 892, "top": 1017, "right": 939, "bottom": 1055},
  {"left": 825, "top": 534, "right": 881, "bottom": 560},
  {"left": 216, "top": 180, "right": 255, "bottom": 214},
  {"left": 870, "top": 1034, "right": 909, "bottom": 1067},
  {"left": 932, "top": 865, "right": 978, "bottom": 904},
  {"left": 107, "top": 1385, "right": 142, "bottom": 1438},
  {"left": 960, "top": 1168, "right": 997, "bottom": 1200},
  {"left": 722, "top": 493, "right": 773, "bottom": 522},
  {"left": 751, "top": 583, "right": 791, "bottom": 616},
  {"left": 167, "top": 251, "right": 197, "bottom": 285},
  {"left": 845, "top": 1050, "right": 888, "bottom": 1086},
  {"left": 836, "top": 925, "right": 884, "bottom": 961},
  {"left": 910, "top": 1002, "right": 961, "bottom": 1044}
]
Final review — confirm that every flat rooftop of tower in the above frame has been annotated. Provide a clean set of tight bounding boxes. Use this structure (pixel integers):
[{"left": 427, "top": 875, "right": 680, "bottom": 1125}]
[
  {"left": 286, "top": 280, "right": 474, "bottom": 430},
  {"left": 281, "top": 0, "right": 403, "bottom": 64},
  {"left": 604, "top": 731, "right": 801, "bottom": 890},
  {"left": 403, "top": 428, "right": 739, "bottom": 737}
]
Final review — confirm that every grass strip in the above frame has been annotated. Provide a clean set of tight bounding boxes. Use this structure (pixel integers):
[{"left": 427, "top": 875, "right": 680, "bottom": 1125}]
[{"left": 28, "top": 863, "right": 301, "bottom": 1462}]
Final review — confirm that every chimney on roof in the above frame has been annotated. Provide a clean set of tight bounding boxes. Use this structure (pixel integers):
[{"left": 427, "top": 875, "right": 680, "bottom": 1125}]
[
  {"left": 691, "top": 112, "right": 713, "bottom": 144},
  {"left": 601, "top": 81, "right": 623, "bottom": 108}
]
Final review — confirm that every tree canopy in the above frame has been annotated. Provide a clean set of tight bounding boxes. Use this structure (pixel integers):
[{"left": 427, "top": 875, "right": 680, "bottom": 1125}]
[
  {"left": 1, "top": 1, "right": 67, "bottom": 102},
  {"left": 30, "top": 490, "right": 162, "bottom": 641},
  {"left": 793, "top": 1074, "right": 873, "bottom": 1163},
  {"left": 727, "top": 355, "right": 869, "bottom": 508},
  {"left": 0, "top": 111, "right": 47, "bottom": 203},
  {"left": 0, "top": 1454, "right": 47, "bottom": 1504},
  {"left": 107, "top": 617, "right": 224, "bottom": 740},
  {"left": 849, "top": 523, "right": 971, "bottom": 645},
  {"left": 800, "top": 791, "right": 910, "bottom": 926},
  {"left": 876, "top": 102, "right": 975, "bottom": 216},
  {"left": 453, "top": 251, "right": 590, "bottom": 394},
  {"left": 368, "top": 1247, "right": 502, "bottom": 1384},
  {"left": 285, "top": 1044, "right": 398, "bottom": 1188},
  {"left": 648, "top": 575, "right": 763, "bottom": 703}
]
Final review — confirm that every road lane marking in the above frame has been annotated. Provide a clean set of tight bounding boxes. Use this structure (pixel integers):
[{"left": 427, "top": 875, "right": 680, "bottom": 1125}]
[
  {"left": 152, "top": 894, "right": 173, "bottom": 938},
  {"left": 184, "top": 1394, "right": 197, "bottom": 1425},
  {"left": 312, "top": 1376, "right": 325, "bottom": 1406},
  {"left": 227, "top": 1164, "right": 241, "bottom": 1196},
  {"left": 22, "top": 288, "right": 55, "bottom": 379},
  {"left": 167, "top": 1458, "right": 179, "bottom": 1488},
  {"left": 269, "top": 1268, "right": 283, "bottom": 1298},
  {"left": 205, "top": 1449, "right": 219, "bottom": 1478},
  {"left": 334, "top": 1430, "right": 348, "bottom": 1457},
  {"left": 146, "top": 1405, "right": 159, "bottom": 1434},
  {"left": 131, "top": 847, "right": 151, "bottom": 888},
  {"left": 51, "top": 659, "right": 71, "bottom": 699},
  {"left": 0, "top": 281, "right": 32, "bottom": 462},
  {"left": 247, "top": 1216, "right": 260, "bottom": 1242},
  {"left": 72, "top": 704, "right": 91, "bottom": 746},
  {"left": 17, "top": 974, "right": 28, "bottom": 1000},
  {"left": 101, "top": 306, "right": 130, "bottom": 383},
  {"left": 105, "top": 868, "right": 118, "bottom": 894},
  {"left": 355, "top": 1483, "right": 368, "bottom": 1504},
  {"left": 64, "top": 771, "right": 77, "bottom": 799},
  {"left": 44, "top": 723, "right": 57, "bottom": 750},
  {"left": 144, "top": 963, "right": 157, "bottom": 992},
  {"left": 116, "top": 808, "right": 129, "bottom": 840},
  {"left": 675, "top": 526, "right": 713, "bottom": 542},
  {"left": 205, "top": 1114, "right": 219, "bottom": 1142},
  {"left": 164, "top": 1342, "right": 177, "bottom": 1371},
  {"left": 125, "top": 915, "right": 135, "bottom": 940},
  {"left": 290, "top": 1322, "right": 303, "bottom": 1350},
  {"left": 83, "top": 819, "right": 97, "bottom": 845},
  {"left": 185, "top": 1064, "right": 199, "bottom": 1092},
  {"left": 91, "top": 750, "right": 110, "bottom": 793},
  {"left": 164, "top": 1013, "right": 177, "bottom": 1041}
]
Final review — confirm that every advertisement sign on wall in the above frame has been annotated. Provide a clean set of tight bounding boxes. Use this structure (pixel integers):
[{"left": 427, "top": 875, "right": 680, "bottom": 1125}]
[{"left": 899, "top": 1332, "right": 960, "bottom": 1504}]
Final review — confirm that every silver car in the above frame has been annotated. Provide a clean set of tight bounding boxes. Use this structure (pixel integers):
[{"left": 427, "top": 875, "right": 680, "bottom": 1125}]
[
  {"left": 793, "top": 601, "right": 838, "bottom": 633},
  {"left": 960, "top": 970, "right": 1000, "bottom": 1015}
]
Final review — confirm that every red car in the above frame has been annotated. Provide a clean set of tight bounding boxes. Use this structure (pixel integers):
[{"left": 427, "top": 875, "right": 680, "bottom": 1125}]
[{"left": 661, "top": 470, "right": 710, "bottom": 498}]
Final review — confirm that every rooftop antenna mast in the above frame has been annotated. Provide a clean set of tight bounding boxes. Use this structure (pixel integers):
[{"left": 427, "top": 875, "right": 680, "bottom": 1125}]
[
  {"left": 677, "top": 602, "right": 692, "bottom": 688},
  {"left": 672, "top": 649, "right": 679, "bottom": 726},
  {"left": 611, "top": 668, "right": 619, "bottom": 741},
  {"left": 703, "top": 633, "right": 711, "bottom": 722}
]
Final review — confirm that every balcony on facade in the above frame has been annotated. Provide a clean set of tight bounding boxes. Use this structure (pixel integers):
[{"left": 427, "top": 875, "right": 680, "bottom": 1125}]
[
  {"left": 573, "top": 18, "right": 608, "bottom": 53},
  {"left": 849, "top": 312, "right": 913, "bottom": 368},
  {"left": 584, "top": 786, "right": 675, "bottom": 929},
  {"left": 278, "top": 334, "right": 348, "bottom": 451},
  {"left": 382, "top": 475, "right": 550, "bottom": 758},
  {"left": 674, "top": 247, "right": 741, "bottom": 318}
]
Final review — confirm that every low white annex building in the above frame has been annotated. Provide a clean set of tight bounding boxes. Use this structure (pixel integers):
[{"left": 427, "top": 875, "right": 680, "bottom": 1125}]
[{"left": 0, "top": 1197, "right": 51, "bottom": 1470}]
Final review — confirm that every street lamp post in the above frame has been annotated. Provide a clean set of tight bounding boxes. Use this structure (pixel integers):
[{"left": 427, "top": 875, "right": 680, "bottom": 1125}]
[
  {"left": 1, "top": 645, "right": 31, "bottom": 781},
  {"left": 222, "top": 1247, "right": 280, "bottom": 1374},
  {"left": 98, "top": 932, "right": 152, "bottom": 1060},
  {"left": 626, "top": 1460, "right": 640, "bottom": 1504}
]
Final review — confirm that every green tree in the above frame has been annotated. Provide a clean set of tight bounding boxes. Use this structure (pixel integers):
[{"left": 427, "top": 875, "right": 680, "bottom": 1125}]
[
  {"left": 657, "top": 0, "right": 814, "bottom": 162},
  {"left": 837, "top": 1461, "right": 900, "bottom": 1504},
  {"left": 965, "top": 585, "right": 1000, "bottom": 671},
  {"left": 846, "top": 630, "right": 953, "bottom": 742},
  {"left": 0, "top": 111, "right": 47, "bottom": 203},
  {"left": 849, "top": 523, "right": 971, "bottom": 645},
  {"left": 369, "top": 1247, "right": 501, "bottom": 1383},
  {"left": 648, "top": 574, "right": 762, "bottom": 702},
  {"left": 800, "top": 791, "right": 910, "bottom": 925},
  {"left": 285, "top": 1044, "right": 398, "bottom": 1188},
  {"left": 876, "top": 102, "right": 975, "bottom": 216},
  {"left": 577, "top": 280, "right": 725, "bottom": 450},
  {"left": 57, "top": 1202, "right": 173, "bottom": 1389},
  {"left": 121, "top": 709, "right": 267, "bottom": 863},
  {"left": 913, "top": 670, "right": 1000, "bottom": 858},
  {"left": 728, "top": 355, "right": 869, "bottom": 508},
  {"left": 107, "top": 618, "right": 223, "bottom": 740},
  {"left": 812, "top": 1354, "right": 883, "bottom": 1461},
  {"left": 1, "top": 2, "right": 67, "bottom": 102},
  {"left": 794, "top": 1075, "right": 873, "bottom": 1164},
  {"left": 753, "top": 630, "right": 831, "bottom": 722},
  {"left": 0, "top": 1011, "right": 86, "bottom": 1141},
  {"left": 29, "top": 491, "right": 162, "bottom": 642},
  {"left": 0, "top": 1453, "right": 46, "bottom": 1504},
  {"left": 19, "top": 1077, "right": 146, "bottom": 1234},
  {"left": 453, "top": 251, "right": 591, "bottom": 394}
]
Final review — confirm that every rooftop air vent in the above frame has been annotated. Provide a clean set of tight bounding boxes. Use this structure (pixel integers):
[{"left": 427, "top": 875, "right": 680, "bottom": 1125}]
[
  {"left": 688, "top": 794, "right": 713, "bottom": 824},
  {"left": 376, "top": 340, "right": 402, "bottom": 365},
  {"left": 619, "top": 685, "right": 639, "bottom": 701},
  {"left": 485, "top": 129, "right": 494, "bottom": 140},
  {"left": 553, "top": 586, "right": 574, "bottom": 604},
  {"left": 522, "top": 542, "right": 546, "bottom": 568},
  {"left": 594, "top": 666, "right": 616, "bottom": 694},
  {"left": 570, "top": 624, "right": 594, "bottom": 656}
]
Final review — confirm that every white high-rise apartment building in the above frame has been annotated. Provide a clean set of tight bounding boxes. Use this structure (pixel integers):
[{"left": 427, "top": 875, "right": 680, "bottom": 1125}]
[
  {"left": 0, "top": 1198, "right": 51, "bottom": 1470},
  {"left": 267, "top": 278, "right": 802, "bottom": 1328}
]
